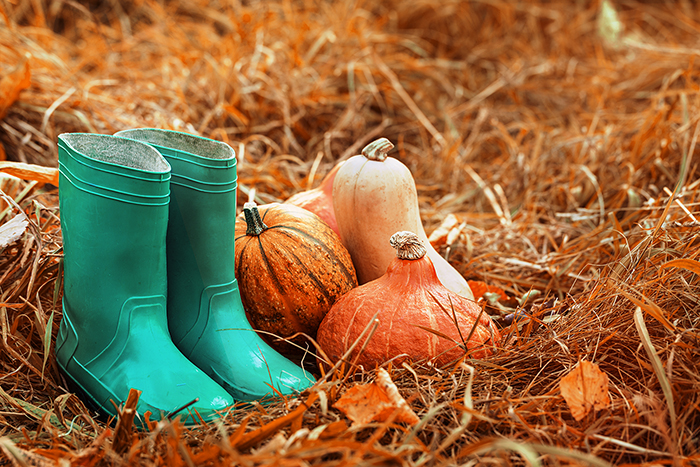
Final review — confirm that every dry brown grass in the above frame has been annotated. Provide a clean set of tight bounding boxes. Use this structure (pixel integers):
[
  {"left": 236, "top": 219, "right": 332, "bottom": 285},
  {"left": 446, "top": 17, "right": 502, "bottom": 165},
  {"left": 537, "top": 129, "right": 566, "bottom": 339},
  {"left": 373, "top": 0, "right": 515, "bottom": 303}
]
[{"left": 1, "top": 0, "right": 700, "bottom": 465}]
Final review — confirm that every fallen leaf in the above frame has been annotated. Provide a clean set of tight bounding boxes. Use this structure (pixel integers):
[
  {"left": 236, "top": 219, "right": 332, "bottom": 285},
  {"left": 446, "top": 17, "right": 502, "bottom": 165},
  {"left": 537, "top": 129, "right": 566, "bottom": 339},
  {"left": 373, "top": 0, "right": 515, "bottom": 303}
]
[
  {"left": 334, "top": 368, "right": 420, "bottom": 427},
  {"left": 0, "top": 55, "right": 31, "bottom": 120},
  {"left": 0, "top": 213, "right": 29, "bottom": 248},
  {"left": 559, "top": 361, "right": 610, "bottom": 421},
  {"left": 468, "top": 280, "right": 508, "bottom": 302}
]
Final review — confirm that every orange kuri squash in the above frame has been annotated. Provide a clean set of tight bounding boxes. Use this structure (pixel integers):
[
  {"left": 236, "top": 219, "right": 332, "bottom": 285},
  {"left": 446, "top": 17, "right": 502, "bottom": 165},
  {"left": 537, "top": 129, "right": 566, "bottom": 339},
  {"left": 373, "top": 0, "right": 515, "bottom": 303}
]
[{"left": 317, "top": 231, "right": 499, "bottom": 369}]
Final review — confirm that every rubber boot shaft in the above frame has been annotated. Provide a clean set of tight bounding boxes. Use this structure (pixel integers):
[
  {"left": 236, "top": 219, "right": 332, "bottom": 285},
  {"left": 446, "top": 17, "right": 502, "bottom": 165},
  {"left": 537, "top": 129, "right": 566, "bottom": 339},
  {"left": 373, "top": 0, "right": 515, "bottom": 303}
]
[
  {"left": 56, "top": 133, "right": 232, "bottom": 424},
  {"left": 115, "top": 128, "right": 315, "bottom": 399}
]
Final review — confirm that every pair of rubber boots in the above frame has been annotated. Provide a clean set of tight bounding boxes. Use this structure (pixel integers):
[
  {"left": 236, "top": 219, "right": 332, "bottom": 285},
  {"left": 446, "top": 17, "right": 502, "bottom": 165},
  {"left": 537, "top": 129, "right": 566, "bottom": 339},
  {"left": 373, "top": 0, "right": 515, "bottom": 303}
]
[{"left": 56, "top": 129, "right": 314, "bottom": 424}]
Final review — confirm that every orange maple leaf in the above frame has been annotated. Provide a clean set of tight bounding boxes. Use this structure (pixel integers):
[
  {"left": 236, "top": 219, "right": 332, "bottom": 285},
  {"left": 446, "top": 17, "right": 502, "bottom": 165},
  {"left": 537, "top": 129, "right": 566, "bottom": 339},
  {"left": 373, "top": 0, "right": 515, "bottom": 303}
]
[
  {"left": 559, "top": 360, "right": 610, "bottom": 421},
  {"left": 334, "top": 368, "right": 420, "bottom": 427}
]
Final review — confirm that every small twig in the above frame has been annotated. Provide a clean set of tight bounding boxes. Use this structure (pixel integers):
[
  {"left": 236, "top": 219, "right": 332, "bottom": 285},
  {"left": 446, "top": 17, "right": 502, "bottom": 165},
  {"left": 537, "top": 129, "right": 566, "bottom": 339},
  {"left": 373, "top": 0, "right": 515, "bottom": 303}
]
[{"left": 166, "top": 398, "right": 200, "bottom": 421}]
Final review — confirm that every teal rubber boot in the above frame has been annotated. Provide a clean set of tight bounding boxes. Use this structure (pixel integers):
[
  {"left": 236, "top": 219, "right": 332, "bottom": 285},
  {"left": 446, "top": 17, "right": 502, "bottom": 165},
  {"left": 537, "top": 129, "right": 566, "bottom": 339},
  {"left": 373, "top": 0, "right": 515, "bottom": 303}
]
[
  {"left": 56, "top": 133, "right": 233, "bottom": 424},
  {"left": 115, "top": 129, "right": 314, "bottom": 400}
]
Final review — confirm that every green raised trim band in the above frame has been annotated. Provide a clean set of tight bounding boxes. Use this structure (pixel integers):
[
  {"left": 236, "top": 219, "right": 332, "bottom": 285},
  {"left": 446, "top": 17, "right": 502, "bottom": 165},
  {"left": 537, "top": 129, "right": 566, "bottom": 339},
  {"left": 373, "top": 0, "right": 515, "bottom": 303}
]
[
  {"left": 169, "top": 173, "right": 237, "bottom": 193},
  {"left": 58, "top": 162, "right": 170, "bottom": 206}
]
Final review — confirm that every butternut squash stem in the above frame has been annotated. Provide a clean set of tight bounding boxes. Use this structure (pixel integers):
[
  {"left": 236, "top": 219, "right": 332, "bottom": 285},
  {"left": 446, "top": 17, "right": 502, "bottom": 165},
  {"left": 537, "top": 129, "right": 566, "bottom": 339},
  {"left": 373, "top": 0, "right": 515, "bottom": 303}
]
[
  {"left": 389, "top": 231, "right": 427, "bottom": 260},
  {"left": 243, "top": 202, "right": 268, "bottom": 236},
  {"left": 361, "top": 137, "right": 394, "bottom": 162}
]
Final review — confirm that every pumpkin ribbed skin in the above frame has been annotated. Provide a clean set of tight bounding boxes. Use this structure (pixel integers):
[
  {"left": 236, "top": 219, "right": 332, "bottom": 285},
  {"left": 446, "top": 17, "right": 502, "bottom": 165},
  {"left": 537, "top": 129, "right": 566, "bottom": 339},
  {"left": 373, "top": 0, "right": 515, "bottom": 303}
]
[
  {"left": 234, "top": 203, "right": 358, "bottom": 353},
  {"left": 316, "top": 237, "right": 500, "bottom": 368},
  {"left": 285, "top": 162, "right": 343, "bottom": 235}
]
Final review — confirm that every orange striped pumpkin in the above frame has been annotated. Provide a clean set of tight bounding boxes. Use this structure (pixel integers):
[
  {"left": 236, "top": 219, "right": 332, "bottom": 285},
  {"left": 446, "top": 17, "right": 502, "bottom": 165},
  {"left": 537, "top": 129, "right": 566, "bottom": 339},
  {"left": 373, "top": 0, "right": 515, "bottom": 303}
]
[{"left": 234, "top": 202, "right": 358, "bottom": 355}]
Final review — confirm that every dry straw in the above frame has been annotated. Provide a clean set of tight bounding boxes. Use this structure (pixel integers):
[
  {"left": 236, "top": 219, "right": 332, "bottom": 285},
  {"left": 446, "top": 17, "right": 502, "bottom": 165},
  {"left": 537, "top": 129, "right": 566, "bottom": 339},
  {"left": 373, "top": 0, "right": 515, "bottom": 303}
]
[{"left": 1, "top": 0, "right": 700, "bottom": 465}]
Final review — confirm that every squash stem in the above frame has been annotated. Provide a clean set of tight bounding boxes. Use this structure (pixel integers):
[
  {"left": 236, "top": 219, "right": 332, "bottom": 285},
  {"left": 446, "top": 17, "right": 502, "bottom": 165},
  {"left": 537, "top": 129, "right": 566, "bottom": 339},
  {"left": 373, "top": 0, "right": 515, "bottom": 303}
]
[
  {"left": 362, "top": 138, "right": 394, "bottom": 162},
  {"left": 243, "top": 202, "right": 268, "bottom": 236},
  {"left": 389, "top": 231, "right": 427, "bottom": 260}
]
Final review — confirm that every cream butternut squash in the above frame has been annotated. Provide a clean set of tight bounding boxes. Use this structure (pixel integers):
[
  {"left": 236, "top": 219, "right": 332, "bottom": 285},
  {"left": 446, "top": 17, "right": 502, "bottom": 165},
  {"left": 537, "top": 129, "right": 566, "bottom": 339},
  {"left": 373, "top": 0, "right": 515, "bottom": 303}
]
[{"left": 332, "top": 138, "right": 474, "bottom": 300}]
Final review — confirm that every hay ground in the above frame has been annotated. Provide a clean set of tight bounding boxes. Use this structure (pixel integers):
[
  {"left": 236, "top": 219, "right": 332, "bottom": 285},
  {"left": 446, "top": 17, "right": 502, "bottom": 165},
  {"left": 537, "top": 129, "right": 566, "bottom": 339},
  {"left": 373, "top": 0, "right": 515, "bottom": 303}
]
[{"left": 1, "top": 0, "right": 700, "bottom": 465}]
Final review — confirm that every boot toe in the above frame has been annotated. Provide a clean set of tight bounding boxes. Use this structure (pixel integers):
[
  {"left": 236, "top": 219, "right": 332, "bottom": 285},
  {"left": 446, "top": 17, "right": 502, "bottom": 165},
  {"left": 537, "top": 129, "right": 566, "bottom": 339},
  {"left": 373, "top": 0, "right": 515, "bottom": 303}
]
[
  {"left": 206, "top": 347, "right": 315, "bottom": 401},
  {"left": 135, "top": 382, "right": 232, "bottom": 424}
]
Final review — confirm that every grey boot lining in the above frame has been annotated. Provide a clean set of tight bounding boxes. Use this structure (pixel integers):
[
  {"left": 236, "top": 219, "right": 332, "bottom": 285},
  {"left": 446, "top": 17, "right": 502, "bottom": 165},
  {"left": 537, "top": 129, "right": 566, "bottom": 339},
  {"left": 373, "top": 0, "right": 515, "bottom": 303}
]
[
  {"left": 116, "top": 129, "right": 234, "bottom": 160},
  {"left": 60, "top": 134, "right": 170, "bottom": 172}
]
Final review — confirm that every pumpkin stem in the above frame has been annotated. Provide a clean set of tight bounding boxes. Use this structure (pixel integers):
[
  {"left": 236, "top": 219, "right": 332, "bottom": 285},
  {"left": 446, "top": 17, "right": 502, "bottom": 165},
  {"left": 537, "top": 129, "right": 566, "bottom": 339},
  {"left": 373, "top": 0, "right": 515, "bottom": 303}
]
[
  {"left": 243, "top": 202, "right": 268, "bottom": 236},
  {"left": 390, "top": 231, "right": 427, "bottom": 260},
  {"left": 362, "top": 138, "right": 394, "bottom": 162}
]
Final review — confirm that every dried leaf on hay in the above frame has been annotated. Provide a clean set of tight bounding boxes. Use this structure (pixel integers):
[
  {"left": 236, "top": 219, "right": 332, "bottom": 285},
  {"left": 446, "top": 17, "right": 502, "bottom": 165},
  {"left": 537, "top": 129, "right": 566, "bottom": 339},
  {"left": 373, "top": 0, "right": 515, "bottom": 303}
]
[
  {"left": 0, "top": 213, "right": 29, "bottom": 248},
  {"left": 559, "top": 360, "right": 610, "bottom": 421},
  {"left": 467, "top": 280, "right": 508, "bottom": 302},
  {"left": 334, "top": 368, "right": 420, "bottom": 427}
]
